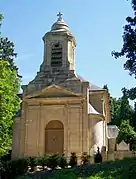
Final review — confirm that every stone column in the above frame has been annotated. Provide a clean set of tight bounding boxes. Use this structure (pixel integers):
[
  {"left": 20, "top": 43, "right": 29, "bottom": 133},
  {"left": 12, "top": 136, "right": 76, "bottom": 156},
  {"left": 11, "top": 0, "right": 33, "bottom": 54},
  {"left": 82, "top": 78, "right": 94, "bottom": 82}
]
[{"left": 107, "top": 138, "right": 116, "bottom": 161}]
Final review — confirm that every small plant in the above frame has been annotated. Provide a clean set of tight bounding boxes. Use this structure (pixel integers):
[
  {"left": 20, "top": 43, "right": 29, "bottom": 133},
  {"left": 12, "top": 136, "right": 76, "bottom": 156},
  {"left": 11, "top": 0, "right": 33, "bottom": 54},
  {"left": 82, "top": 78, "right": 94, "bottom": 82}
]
[
  {"left": 7, "top": 158, "right": 29, "bottom": 178},
  {"left": 81, "top": 152, "right": 90, "bottom": 165},
  {"left": 58, "top": 154, "right": 67, "bottom": 168},
  {"left": 46, "top": 154, "right": 60, "bottom": 169},
  {"left": 36, "top": 155, "right": 48, "bottom": 170},
  {"left": 69, "top": 152, "right": 77, "bottom": 167},
  {"left": 27, "top": 156, "right": 37, "bottom": 172}
]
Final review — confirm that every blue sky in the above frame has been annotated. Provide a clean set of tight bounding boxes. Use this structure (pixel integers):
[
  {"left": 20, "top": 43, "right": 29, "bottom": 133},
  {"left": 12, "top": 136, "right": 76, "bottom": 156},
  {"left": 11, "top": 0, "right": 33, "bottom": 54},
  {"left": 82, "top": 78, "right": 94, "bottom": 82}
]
[{"left": 0, "top": 0, "right": 136, "bottom": 100}]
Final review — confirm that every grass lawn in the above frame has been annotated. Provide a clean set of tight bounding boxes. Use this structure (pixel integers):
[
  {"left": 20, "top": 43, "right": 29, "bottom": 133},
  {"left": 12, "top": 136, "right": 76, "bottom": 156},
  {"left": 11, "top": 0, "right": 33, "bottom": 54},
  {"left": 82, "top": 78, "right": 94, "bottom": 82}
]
[{"left": 16, "top": 157, "right": 136, "bottom": 179}]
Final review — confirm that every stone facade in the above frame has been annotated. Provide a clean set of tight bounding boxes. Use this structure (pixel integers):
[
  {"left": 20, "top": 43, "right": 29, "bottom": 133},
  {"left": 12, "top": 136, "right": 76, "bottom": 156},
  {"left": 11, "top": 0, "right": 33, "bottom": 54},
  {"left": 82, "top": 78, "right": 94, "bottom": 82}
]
[{"left": 12, "top": 13, "right": 110, "bottom": 159}]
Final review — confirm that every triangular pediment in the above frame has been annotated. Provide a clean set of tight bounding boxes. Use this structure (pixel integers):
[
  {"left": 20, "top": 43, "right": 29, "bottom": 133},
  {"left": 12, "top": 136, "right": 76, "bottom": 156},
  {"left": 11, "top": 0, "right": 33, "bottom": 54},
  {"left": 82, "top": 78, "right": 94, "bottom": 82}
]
[{"left": 25, "top": 84, "right": 81, "bottom": 99}]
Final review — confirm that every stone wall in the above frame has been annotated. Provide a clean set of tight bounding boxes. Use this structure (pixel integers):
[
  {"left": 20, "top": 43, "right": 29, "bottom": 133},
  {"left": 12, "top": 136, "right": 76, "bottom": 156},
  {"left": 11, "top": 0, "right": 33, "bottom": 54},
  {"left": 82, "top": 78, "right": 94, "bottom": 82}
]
[
  {"left": 102, "top": 150, "right": 135, "bottom": 162},
  {"left": 12, "top": 96, "right": 89, "bottom": 159},
  {"left": 88, "top": 115, "right": 105, "bottom": 154}
]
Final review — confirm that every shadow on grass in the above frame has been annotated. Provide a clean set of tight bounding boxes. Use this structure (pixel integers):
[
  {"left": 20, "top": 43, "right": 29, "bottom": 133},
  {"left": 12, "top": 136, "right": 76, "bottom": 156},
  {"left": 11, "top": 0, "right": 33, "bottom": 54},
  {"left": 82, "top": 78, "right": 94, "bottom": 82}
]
[{"left": 18, "top": 157, "right": 136, "bottom": 179}]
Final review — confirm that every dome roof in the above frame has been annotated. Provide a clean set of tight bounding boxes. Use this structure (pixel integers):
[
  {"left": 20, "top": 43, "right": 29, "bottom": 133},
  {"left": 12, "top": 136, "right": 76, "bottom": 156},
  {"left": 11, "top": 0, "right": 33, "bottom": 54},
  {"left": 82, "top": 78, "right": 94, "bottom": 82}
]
[{"left": 51, "top": 12, "right": 70, "bottom": 32}]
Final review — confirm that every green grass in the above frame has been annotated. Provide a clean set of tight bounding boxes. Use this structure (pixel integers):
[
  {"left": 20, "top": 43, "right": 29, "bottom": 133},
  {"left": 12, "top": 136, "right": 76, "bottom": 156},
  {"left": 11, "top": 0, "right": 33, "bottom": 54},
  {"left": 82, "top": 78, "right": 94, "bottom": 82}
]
[{"left": 17, "top": 157, "right": 136, "bottom": 179}]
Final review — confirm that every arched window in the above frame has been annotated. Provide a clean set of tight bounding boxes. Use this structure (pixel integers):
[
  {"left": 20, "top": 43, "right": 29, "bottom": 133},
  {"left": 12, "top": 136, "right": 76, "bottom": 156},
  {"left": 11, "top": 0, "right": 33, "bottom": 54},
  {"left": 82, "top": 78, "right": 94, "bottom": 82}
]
[{"left": 51, "top": 43, "right": 62, "bottom": 67}]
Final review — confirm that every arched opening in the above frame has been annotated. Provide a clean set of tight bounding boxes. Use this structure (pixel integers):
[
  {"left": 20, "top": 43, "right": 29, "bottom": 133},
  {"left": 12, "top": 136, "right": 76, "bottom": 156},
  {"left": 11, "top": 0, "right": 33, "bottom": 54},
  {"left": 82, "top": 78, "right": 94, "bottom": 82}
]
[
  {"left": 51, "top": 43, "right": 62, "bottom": 67},
  {"left": 45, "top": 120, "right": 64, "bottom": 154}
]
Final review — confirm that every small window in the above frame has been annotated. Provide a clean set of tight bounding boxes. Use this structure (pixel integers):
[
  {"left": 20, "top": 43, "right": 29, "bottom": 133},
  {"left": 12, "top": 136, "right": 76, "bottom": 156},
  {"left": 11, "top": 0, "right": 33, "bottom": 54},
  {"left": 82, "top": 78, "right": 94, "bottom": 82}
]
[
  {"left": 51, "top": 43, "right": 62, "bottom": 67},
  {"left": 54, "top": 43, "right": 59, "bottom": 48}
]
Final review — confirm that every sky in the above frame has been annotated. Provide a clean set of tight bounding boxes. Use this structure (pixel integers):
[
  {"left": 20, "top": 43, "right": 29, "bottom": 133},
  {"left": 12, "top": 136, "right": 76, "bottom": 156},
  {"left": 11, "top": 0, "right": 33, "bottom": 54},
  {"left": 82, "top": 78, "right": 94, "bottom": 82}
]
[{"left": 0, "top": 0, "right": 136, "bottom": 101}]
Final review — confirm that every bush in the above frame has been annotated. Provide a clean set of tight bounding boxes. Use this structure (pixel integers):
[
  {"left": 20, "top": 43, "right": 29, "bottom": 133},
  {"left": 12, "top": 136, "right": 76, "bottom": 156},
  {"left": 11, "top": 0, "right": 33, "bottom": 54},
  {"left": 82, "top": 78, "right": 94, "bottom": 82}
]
[
  {"left": 27, "top": 157, "right": 37, "bottom": 172},
  {"left": 81, "top": 152, "right": 90, "bottom": 165},
  {"left": 69, "top": 152, "right": 77, "bottom": 167},
  {"left": 36, "top": 155, "right": 48, "bottom": 170},
  {"left": 46, "top": 154, "right": 60, "bottom": 169},
  {"left": 58, "top": 154, "right": 67, "bottom": 168},
  {"left": 0, "top": 159, "right": 5, "bottom": 172},
  {"left": 7, "top": 158, "right": 29, "bottom": 178}
]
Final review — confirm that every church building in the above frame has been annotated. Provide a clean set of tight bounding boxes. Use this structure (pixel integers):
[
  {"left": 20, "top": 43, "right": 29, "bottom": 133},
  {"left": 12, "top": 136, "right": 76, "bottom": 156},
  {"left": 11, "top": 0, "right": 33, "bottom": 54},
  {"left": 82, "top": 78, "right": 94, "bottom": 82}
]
[{"left": 12, "top": 13, "right": 110, "bottom": 159}]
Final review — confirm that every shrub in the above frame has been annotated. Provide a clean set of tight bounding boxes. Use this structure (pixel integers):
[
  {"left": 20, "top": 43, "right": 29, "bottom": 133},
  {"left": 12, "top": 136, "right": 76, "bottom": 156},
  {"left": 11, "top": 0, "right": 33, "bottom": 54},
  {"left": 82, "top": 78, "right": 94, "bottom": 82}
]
[
  {"left": 0, "top": 159, "right": 5, "bottom": 172},
  {"left": 0, "top": 150, "right": 12, "bottom": 162},
  {"left": 69, "top": 152, "right": 77, "bottom": 167},
  {"left": 7, "top": 158, "right": 29, "bottom": 178},
  {"left": 46, "top": 154, "right": 60, "bottom": 169},
  {"left": 36, "top": 155, "right": 48, "bottom": 170},
  {"left": 27, "top": 156, "right": 37, "bottom": 172},
  {"left": 81, "top": 152, "right": 90, "bottom": 165},
  {"left": 58, "top": 154, "right": 67, "bottom": 168},
  {"left": 0, "top": 160, "right": 7, "bottom": 179}
]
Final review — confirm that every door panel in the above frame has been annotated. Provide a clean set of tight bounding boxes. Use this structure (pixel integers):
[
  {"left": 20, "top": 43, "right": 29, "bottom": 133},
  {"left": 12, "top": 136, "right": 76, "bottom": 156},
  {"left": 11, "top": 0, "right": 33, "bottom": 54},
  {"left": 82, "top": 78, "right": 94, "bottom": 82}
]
[{"left": 45, "top": 129, "right": 64, "bottom": 154}]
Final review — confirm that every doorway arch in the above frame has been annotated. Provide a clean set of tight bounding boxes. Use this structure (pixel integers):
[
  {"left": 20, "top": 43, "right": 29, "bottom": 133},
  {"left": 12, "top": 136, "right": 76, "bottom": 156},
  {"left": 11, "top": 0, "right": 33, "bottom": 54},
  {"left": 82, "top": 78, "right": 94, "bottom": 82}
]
[{"left": 45, "top": 120, "right": 64, "bottom": 154}]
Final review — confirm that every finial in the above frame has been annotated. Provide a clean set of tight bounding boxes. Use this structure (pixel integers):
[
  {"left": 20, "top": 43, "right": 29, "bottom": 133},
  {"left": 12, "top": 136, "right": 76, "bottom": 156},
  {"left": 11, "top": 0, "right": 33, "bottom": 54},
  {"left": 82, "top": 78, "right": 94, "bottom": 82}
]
[{"left": 57, "top": 12, "right": 63, "bottom": 21}]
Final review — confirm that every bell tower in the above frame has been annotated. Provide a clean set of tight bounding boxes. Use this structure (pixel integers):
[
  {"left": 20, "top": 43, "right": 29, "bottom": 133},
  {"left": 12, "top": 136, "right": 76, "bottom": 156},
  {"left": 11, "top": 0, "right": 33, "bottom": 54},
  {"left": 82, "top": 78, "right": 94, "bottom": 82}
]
[
  {"left": 23, "top": 13, "right": 78, "bottom": 95},
  {"left": 42, "top": 12, "right": 76, "bottom": 73}
]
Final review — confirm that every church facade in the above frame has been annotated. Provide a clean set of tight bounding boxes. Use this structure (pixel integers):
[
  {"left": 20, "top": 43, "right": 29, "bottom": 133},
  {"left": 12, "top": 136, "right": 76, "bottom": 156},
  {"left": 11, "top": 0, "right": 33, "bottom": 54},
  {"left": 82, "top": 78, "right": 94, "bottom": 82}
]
[{"left": 12, "top": 13, "right": 110, "bottom": 159}]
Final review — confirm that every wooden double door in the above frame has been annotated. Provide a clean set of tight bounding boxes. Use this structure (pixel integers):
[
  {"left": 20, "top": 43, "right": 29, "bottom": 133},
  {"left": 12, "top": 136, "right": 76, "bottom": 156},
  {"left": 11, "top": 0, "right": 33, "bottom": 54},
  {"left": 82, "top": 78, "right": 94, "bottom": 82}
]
[{"left": 45, "top": 120, "right": 64, "bottom": 154}]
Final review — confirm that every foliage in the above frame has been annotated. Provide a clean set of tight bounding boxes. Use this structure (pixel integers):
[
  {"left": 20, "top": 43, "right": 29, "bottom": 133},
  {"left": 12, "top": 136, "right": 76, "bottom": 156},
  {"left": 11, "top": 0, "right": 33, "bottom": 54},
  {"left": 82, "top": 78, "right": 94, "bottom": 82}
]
[
  {"left": 27, "top": 157, "right": 37, "bottom": 172},
  {"left": 28, "top": 154, "right": 67, "bottom": 170},
  {"left": 1, "top": 156, "right": 136, "bottom": 179},
  {"left": 0, "top": 159, "right": 5, "bottom": 172},
  {"left": 0, "top": 14, "right": 3, "bottom": 27},
  {"left": 112, "top": 0, "right": 136, "bottom": 100},
  {"left": 69, "top": 152, "right": 77, "bottom": 167},
  {"left": 0, "top": 60, "right": 20, "bottom": 156},
  {"left": 116, "top": 120, "right": 136, "bottom": 150},
  {"left": 112, "top": 0, "right": 136, "bottom": 77},
  {"left": 118, "top": 88, "right": 133, "bottom": 125},
  {"left": 15, "top": 176, "right": 32, "bottom": 179},
  {"left": 36, "top": 155, "right": 48, "bottom": 170},
  {"left": 109, "top": 97, "right": 121, "bottom": 126},
  {"left": 103, "top": 85, "right": 133, "bottom": 127},
  {"left": 58, "top": 154, "right": 67, "bottom": 168},
  {"left": 130, "top": 102, "right": 136, "bottom": 131},
  {"left": 0, "top": 14, "right": 21, "bottom": 156},
  {"left": 5, "top": 158, "right": 29, "bottom": 179},
  {"left": 46, "top": 154, "right": 61, "bottom": 169},
  {"left": 22, "top": 157, "right": 136, "bottom": 179},
  {"left": 81, "top": 152, "right": 90, "bottom": 165}
]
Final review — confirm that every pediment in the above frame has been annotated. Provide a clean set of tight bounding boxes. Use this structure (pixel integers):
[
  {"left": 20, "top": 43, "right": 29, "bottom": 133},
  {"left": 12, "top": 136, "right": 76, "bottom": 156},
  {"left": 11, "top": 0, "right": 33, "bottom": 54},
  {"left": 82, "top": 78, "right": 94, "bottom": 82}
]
[{"left": 25, "top": 84, "right": 81, "bottom": 99}]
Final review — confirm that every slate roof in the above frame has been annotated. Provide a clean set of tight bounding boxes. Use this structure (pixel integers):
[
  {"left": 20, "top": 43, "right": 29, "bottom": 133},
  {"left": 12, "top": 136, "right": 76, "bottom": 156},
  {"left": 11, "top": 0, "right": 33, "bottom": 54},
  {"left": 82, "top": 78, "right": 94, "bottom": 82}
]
[
  {"left": 88, "top": 103, "right": 100, "bottom": 115},
  {"left": 77, "top": 74, "right": 103, "bottom": 91}
]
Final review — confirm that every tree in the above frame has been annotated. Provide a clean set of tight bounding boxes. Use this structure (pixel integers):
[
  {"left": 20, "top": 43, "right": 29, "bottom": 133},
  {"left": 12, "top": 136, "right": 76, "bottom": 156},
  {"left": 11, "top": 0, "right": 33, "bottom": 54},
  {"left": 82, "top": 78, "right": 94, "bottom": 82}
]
[
  {"left": 118, "top": 88, "right": 133, "bottom": 123},
  {"left": 117, "top": 120, "right": 136, "bottom": 150},
  {"left": 103, "top": 85, "right": 133, "bottom": 126},
  {"left": 110, "top": 97, "right": 121, "bottom": 126},
  {"left": 112, "top": 0, "right": 136, "bottom": 99},
  {"left": 103, "top": 85, "right": 121, "bottom": 125},
  {"left": 0, "top": 14, "right": 20, "bottom": 156},
  {"left": 130, "top": 102, "right": 136, "bottom": 131}
]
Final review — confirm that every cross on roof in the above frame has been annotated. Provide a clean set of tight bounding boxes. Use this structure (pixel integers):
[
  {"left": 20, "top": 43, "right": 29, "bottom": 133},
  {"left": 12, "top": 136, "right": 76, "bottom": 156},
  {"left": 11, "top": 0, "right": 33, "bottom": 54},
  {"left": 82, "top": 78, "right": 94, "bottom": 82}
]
[{"left": 57, "top": 12, "right": 63, "bottom": 21}]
